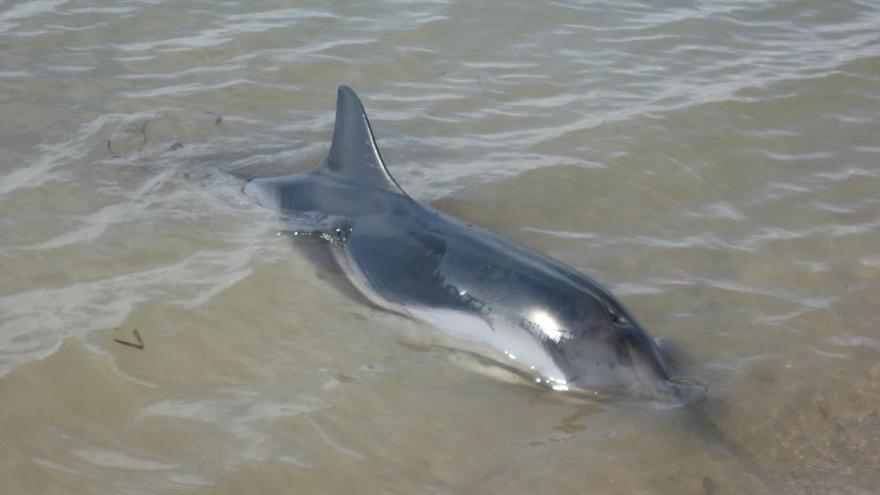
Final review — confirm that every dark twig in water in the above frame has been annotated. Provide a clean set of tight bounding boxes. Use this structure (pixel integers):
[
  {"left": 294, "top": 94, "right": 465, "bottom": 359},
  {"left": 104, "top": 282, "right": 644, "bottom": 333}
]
[
  {"left": 114, "top": 328, "right": 144, "bottom": 350},
  {"left": 206, "top": 111, "right": 222, "bottom": 125},
  {"left": 140, "top": 120, "right": 149, "bottom": 145}
]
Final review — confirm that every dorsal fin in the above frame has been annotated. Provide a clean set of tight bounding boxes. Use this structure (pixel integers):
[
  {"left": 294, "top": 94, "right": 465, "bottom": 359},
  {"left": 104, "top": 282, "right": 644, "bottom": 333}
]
[{"left": 323, "top": 85, "right": 407, "bottom": 195}]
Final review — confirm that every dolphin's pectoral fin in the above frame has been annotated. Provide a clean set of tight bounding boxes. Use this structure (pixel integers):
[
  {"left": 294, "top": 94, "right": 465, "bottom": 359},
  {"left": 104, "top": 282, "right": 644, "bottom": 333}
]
[{"left": 321, "top": 86, "right": 410, "bottom": 197}]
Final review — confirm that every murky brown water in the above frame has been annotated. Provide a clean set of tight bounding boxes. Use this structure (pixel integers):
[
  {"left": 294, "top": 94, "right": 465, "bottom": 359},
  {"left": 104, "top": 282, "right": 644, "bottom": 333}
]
[{"left": 2, "top": 0, "right": 880, "bottom": 493}]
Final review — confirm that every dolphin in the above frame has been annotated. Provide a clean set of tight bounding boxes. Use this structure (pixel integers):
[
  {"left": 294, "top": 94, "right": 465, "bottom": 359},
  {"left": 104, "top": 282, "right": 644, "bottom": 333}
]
[{"left": 243, "top": 85, "right": 701, "bottom": 403}]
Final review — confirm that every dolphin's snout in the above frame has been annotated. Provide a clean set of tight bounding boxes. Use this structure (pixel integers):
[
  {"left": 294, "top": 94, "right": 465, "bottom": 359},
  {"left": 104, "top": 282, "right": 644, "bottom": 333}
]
[{"left": 618, "top": 326, "right": 708, "bottom": 405}]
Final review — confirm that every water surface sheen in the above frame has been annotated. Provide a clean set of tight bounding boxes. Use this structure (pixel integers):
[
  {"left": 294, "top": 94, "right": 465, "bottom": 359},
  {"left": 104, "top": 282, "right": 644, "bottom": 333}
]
[{"left": 1, "top": 1, "right": 879, "bottom": 493}]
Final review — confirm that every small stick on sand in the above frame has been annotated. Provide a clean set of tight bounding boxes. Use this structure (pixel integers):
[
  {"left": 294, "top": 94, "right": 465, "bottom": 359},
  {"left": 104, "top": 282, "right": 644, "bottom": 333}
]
[{"left": 114, "top": 328, "right": 144, "bottom": 350}]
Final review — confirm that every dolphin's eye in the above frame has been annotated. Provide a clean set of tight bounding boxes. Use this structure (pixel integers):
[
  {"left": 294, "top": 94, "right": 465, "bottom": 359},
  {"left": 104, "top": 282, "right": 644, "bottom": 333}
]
[{"left": 609, "top": 311, "right": 626, "bottom": 325}]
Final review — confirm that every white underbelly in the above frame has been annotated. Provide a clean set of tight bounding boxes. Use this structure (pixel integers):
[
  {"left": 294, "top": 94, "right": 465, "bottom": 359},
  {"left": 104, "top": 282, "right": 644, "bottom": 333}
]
[
  {"left": 333, "top": 245, "right": 569, "bottom": 389},
  {"left": 405, "top": 307, "right": 569, "bottom": 389}
]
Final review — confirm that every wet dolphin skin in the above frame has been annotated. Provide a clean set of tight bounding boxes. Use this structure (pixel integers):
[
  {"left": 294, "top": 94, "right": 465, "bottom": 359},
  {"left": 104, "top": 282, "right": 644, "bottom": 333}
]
[{"left": 244, "top": 86, "right": 701, "bottom": 403}]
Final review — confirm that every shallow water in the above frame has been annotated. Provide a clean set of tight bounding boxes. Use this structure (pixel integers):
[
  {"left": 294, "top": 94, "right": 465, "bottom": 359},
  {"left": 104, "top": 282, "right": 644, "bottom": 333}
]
[{"left": 2, "top": 0, "right": 880, "bottom": 493}]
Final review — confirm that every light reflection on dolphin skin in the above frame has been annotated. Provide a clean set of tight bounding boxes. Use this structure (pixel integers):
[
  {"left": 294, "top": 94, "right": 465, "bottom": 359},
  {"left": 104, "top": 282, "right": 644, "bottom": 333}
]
[{"left": 243, "top": 85, "right": 704, "bottom": 404}]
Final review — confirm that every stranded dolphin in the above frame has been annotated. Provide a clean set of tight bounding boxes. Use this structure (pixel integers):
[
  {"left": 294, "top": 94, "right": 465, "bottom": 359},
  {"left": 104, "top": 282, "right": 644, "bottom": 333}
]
[{"left": 243, "top": 85, "right": 702, "bottom": 403}]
